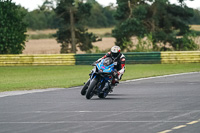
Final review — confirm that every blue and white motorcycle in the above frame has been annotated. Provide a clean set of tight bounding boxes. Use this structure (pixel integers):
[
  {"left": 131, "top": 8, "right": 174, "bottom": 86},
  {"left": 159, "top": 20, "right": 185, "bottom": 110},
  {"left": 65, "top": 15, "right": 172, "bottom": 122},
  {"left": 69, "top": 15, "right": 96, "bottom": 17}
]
[{"left": 81, "top": 57, "right": 117, "bottom": 99}]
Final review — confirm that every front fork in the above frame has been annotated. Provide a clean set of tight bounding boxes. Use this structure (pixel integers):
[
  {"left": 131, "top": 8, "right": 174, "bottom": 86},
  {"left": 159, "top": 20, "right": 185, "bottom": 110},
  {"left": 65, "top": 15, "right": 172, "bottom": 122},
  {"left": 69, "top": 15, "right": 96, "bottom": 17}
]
[
  {"left": 90, "top": 75, "right": 105, "bottom": 95},
  {"left": 97, "top": 79, "right": 105, "bottom": 94},
  {"left": 89, "top": 71, "right": 110, "bottom": 95}
]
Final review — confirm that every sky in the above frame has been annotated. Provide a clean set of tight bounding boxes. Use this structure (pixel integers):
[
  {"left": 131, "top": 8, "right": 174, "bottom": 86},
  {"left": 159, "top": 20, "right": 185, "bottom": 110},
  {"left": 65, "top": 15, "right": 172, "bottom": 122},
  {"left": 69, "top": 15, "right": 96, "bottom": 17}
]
[{"left": 12, "top": 0, "right": 200, "bottom": 11}]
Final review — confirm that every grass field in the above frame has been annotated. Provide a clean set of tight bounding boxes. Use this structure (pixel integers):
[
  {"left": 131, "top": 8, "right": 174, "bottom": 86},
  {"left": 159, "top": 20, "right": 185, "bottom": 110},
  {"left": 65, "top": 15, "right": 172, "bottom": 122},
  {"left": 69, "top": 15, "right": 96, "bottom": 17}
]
[
  {"left": 0, "top": 64, "right": 200, "bottom": 92},
  {"left": 24, "top": 28, "right": 115, "bottom": 54},
  {"left": 191, "top": 25, "right": 200, "bottom": 31},
  {"left": 26, "top": 26, "right": 200, "bottom": 39},
  {"left": 26, "top": 25, "right": 200, "bottom": 36},
  {"left": 26, "top": 28, "right": 113, "bottom": 39}
]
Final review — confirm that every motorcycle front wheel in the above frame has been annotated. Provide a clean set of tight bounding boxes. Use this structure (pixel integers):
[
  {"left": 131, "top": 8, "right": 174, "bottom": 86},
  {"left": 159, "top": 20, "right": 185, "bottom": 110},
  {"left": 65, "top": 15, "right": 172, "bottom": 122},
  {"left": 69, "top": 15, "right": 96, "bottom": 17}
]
[{"left": 86, "top": 78, "right": 98, "bottom": 99}]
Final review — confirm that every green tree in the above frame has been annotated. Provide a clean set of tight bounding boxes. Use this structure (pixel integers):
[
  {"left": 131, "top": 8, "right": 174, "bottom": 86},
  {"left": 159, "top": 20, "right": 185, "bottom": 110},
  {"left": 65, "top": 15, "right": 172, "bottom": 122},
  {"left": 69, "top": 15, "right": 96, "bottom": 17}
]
[
  {"left": 55, "top": 0, "right": 99, "bottom": 53},
  {"left": 86, "top": 0, "right": 117, "bottom": 28},
  {"left": 24, "top": 9, "right": 58, "bottom": 30},
  {"left": 113, "top": 0, "right": 197, "bottom": 51},
  {"left": 103, "top": 4, "right": 117, "bottom": 27},
  {"left": 189, "top": 9, "right": 200, "bottom": 24},
  {"left": 24, "top": 0, "right": 58, "bottom": 30},
  {"left": 113, "top": 0, "right": 151, "bottom": 50},
  {"left": 0, "top": 0, "right": 27, "bottom": 54}
]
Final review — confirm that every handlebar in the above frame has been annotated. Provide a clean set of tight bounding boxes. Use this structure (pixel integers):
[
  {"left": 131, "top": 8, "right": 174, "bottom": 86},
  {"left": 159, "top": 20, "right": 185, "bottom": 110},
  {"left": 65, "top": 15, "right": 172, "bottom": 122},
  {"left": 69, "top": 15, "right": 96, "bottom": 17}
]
[{"left": 91, "top": 62, "right": 97, "bottom": 66}]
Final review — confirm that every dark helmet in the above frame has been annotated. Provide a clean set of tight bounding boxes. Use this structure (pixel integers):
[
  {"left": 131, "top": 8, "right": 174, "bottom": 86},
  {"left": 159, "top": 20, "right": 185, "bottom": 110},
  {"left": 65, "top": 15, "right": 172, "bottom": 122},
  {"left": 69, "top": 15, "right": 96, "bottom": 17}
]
[{"left": 111, "top": 46, "right": 121, "bottom": 58}]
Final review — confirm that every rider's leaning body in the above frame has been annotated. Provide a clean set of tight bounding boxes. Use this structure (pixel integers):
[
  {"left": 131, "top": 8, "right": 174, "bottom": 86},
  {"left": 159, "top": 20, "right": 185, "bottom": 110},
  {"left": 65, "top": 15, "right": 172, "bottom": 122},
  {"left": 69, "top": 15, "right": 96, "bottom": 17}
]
[{"left": 96, "top": 46, "right": 125, "bottom": 85}]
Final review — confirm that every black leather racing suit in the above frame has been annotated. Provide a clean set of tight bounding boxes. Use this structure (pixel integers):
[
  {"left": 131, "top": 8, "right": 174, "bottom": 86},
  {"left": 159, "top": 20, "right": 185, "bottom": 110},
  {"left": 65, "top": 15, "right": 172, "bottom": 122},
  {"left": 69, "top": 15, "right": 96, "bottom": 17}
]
[{"left": 97, "top": 52, "right": 125, "bottom": 81}]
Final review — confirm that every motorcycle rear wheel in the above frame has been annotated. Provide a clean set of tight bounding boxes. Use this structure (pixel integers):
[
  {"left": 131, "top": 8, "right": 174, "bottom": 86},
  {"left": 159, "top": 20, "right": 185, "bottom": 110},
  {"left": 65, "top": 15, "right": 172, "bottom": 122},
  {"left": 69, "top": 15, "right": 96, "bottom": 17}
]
[
  {"left": 86, "top": 78, "right": 98, "bottom": 99},
  {"left": 81, "top": 79, "right": 90, "bottom": 96}
]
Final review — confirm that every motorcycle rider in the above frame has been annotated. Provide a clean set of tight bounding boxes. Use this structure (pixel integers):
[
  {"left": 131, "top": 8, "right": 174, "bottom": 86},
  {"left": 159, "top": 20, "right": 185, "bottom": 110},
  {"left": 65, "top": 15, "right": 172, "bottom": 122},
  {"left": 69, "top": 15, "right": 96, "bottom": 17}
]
[{"left": 96, "top": 46, "right": 125, "bottom": 88}]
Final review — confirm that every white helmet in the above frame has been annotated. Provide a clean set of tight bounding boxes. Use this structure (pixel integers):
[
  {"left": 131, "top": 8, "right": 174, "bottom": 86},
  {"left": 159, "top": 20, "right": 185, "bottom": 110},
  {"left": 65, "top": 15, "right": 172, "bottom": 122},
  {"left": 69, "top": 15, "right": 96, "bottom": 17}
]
[{"left": 111, "top": 46, "right": 121, "bottom": 57}]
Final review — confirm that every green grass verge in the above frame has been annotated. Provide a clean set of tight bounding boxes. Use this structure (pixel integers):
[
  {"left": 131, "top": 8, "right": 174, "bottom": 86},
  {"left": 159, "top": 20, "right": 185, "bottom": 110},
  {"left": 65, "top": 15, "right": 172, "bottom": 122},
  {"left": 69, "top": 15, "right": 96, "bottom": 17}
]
[{"left": 0, "top": 64, "right": 200, "bottom": 92}]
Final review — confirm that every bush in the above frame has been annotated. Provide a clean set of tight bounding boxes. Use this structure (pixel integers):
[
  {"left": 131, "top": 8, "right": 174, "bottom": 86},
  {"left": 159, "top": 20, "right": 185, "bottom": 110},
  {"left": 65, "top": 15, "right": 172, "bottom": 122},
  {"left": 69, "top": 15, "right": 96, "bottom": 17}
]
[{"left": 28, "top": 34, "right": 55, "bottom": 40}]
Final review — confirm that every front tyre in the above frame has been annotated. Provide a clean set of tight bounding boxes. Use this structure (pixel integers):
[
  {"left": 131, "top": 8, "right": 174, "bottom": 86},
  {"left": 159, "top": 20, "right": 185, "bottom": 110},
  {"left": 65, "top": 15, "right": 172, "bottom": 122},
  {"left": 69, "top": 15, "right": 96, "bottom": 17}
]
[
  {"left": 81, "top": 79, "right": 90, "bottom": 96},
  {"left": 86, "top": 78, "right": 98, "bottom": 99}
]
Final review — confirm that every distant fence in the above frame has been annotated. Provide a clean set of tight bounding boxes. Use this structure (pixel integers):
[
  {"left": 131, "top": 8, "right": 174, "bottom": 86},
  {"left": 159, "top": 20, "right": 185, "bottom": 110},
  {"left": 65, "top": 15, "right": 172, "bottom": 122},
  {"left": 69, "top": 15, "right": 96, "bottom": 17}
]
[
  {"left": 161, "top": 51, "right": 200, "bottom": 63},
  {"left": 0, "top": 51, "right": 199, "bottom": 66},
  {"left": 124, "top": 52, "right": 161, "bottom": 64},
  {"left": 0, "top": 54, "right": 75, "bottom": 66},
  {"left": 75, "top": 53, "right": 104, "bottom": 65},
  {"left": 75, "top": 52, "right": 161, "bottom": 65}
]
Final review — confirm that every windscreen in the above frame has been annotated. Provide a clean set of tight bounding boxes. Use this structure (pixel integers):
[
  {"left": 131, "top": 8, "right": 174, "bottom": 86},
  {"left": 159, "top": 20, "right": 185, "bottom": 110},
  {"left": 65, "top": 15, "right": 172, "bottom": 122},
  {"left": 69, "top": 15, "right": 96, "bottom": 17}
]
[{"left": 103, "top": 57, "right": 112, "bottom": 66}]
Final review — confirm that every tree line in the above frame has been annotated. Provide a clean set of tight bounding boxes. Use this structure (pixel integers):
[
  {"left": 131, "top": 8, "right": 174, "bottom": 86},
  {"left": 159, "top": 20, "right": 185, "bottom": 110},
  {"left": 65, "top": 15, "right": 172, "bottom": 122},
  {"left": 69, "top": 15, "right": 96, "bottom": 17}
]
[
  {"left": 22, "top": 0, "right": 200, "bottom": 30},
  {"left": 23, "top": 0, "right": 117, "bottom": 30}
]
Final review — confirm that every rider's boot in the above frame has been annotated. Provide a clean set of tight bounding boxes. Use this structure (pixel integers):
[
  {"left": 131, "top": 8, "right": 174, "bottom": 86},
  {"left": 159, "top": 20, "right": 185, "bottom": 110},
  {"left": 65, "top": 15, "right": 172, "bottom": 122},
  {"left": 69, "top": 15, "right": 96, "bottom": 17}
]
[{"left": 89, "top": 71, "right": 92, "bottom": 76}]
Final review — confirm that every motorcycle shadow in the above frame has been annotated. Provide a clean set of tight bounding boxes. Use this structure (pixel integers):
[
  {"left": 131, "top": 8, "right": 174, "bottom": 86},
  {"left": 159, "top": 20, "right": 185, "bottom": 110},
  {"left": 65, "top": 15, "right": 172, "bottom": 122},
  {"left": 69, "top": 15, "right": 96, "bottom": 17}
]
[
  {"left": 91, "top": 94, "right": 131, "bottom": 100},
  {"left": 108, "top": 94, "right": 128, "bottom": 96}
]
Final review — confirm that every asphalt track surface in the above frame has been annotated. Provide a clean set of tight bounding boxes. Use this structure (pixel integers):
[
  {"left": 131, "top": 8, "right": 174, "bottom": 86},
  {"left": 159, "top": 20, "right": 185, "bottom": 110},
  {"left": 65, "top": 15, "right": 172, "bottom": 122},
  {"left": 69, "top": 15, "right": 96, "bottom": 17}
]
[{"left": 0, "top": 72, "right": 200, "bottom": 133}]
